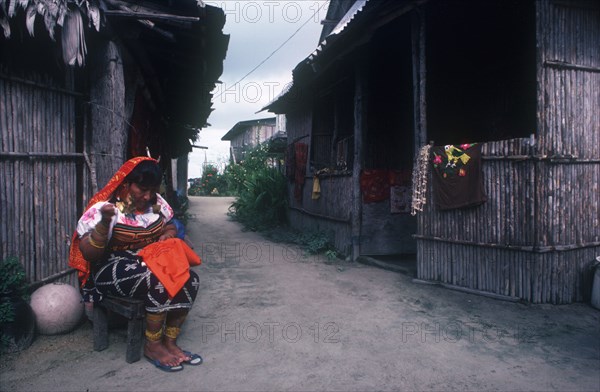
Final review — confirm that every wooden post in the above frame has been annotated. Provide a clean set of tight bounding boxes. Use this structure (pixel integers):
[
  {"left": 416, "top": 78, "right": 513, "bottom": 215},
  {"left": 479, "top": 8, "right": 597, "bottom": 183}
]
[
  {"left": 352, "top": 56, "right": 368, "bottom": 261},
  {"left": 176, "top": 154, "right": 189, "bottom": 197},
  {"left": 411, "top": 7, "right": 427, "bottom": 276},
  {"left": 88, "top": 40, "right": 127, "bottom": 187},
  {"left": 411, "top": 7, "right": 427, "bottom": 153}
]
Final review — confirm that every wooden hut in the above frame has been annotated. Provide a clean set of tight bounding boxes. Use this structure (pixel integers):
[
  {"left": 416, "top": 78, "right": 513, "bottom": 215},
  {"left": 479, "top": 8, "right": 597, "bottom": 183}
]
[
  {"left": 264, "top": 0, "right": 599, "bottom": 303},
  {"left": 221, "top": 117, "right": 278, "bottom": 163},
  {"left": 0, "top": 0, "right": 229, "bottom": 287}
]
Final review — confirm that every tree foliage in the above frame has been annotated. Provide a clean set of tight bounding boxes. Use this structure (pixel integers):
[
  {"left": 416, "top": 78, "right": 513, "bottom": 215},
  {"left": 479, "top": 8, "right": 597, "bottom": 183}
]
[{"left": 188, "top": 164, "right": 228, "bottom": 196}]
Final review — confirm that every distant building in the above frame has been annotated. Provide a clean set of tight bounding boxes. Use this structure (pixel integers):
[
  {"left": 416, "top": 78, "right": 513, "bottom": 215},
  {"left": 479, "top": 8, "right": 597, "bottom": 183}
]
[{"left": 221, "top": 117, "right": 286, "bottom": 163}]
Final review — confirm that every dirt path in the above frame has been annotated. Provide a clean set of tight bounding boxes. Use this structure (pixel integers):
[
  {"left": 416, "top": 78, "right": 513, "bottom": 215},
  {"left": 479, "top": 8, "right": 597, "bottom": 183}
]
[{"left": 1, "top": 196, "right": 599, "bottom": 391}]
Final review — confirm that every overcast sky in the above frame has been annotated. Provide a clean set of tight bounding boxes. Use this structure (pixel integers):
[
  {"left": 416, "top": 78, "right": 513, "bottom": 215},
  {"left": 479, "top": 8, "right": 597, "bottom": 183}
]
[{"left": 188, "top": 0, "right": 329, "bottom": 178}]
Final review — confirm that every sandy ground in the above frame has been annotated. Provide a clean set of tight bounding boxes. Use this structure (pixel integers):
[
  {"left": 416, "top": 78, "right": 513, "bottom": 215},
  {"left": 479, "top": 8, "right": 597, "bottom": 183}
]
[{"left": 1, "top": 196, "right": 599, "bottom": 392}]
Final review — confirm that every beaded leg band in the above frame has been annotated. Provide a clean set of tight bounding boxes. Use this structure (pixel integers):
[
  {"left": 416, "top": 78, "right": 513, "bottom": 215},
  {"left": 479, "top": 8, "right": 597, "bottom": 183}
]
[
  {"left": 164, "top": 326, "right": 181, "bottom": 340},
  {"left": 145, "top": 327, "right": 163, "bottom": 342},
  {"left": 145, "top": 312, "right": 166, "bottom": 342}
]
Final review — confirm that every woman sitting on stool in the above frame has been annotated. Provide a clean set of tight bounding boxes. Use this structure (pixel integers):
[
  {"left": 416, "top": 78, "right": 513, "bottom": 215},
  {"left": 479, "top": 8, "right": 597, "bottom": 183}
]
[{"left": 69, "top": 157, "right": 201, "bottom": 372}]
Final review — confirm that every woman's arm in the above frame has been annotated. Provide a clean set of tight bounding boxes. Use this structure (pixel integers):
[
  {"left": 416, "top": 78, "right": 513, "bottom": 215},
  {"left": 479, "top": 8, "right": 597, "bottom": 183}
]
[{"left": 79, "top": 204, "right": 115, "bottom": 262}]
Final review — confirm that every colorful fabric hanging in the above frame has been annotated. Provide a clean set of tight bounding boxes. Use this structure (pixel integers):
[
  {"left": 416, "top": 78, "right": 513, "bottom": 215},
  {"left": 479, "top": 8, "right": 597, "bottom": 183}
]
[{"left": 430, "top": 143, "right": 487, "bottom": 210}]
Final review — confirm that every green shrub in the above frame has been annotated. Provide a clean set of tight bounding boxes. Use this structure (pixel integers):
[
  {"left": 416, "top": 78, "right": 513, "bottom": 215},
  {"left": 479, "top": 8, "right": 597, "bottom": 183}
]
[
  {"left": 0, "top": 257, "right": 28, "bottom": 299},
  {"left": 264, "top": 226, "right": 339, "bottom": 261},
  {"left": 229, "top": 167, "right": 288, "bottom": 231},
  {"left": 0, "top": 257, "right": 30, "bottom": 351},
  {"left": 222, "top": 163, "right": 247, "bottom": 196}
]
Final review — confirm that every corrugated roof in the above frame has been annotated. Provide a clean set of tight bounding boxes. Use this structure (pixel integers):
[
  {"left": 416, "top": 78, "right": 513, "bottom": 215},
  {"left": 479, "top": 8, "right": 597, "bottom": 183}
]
[
  {"left": 308, "top": 0, "right": 369, "bottom": 63},
  {"left": 221, "top": 117, "right": 276, "bottom": 141},
  {"left": 262, "top": 0, "right": 371, "bottom": 113},
  {"left": 261, "top": 0, "right": 427, "bottom": 113},
  {"left": 328, "top": 0, "right": 368, "bottom": 37}
]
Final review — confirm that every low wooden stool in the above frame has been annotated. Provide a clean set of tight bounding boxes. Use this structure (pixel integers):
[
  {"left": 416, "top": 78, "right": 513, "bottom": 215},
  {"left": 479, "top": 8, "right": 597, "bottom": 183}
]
[{"left": 93, "top": 295, "right": 145, "bottom": 363}]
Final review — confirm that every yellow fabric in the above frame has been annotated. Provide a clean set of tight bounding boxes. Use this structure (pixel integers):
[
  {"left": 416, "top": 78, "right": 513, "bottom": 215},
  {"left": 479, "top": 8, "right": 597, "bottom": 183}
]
[{"left": 312, "top": 177, "right": 321, "bottom": 200}]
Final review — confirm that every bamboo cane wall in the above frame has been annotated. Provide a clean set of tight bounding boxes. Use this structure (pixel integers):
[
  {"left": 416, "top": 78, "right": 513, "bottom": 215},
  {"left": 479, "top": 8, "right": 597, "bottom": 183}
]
[
  {"left": 0, "top": 67, "right": 84, "bottom": 288},
  {"left": 416, "top": 1, "right": 599, "bottom": 304},
  {"left": 416, "top": 138, "right": 599, "bottom": 303},
  {"left": 286, "top": 109, "right": 355, "bottom": 255},
  {"left": 288, "top": 175, "right": 354, "bottom": 256},
  {"left": 536, "top": 0, "right": 600, "bottom": 249}
]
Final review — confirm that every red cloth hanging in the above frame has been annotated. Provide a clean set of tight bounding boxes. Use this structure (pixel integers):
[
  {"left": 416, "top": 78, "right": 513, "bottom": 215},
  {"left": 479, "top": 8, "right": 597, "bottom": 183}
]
[
  {"left": 360, "top": 169, "right": 390, "bottom": 203},
  {"left": 294, "top": 143, "right": 308, "bottom": 201}
]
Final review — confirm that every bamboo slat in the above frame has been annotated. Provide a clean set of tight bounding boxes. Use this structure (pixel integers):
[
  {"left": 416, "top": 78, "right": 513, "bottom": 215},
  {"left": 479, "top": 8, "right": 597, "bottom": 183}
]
[{"left": 1, "top": 66, "right": 82, "bottom": 286}]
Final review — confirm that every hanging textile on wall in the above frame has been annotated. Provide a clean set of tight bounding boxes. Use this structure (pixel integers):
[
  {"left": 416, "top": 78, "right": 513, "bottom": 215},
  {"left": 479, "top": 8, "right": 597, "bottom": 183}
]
[
  {"left": 360, "top": 169, "right": 413, "bottom": 208},
  {"left": 285, "top": 143, "right": 295, "bottom": 181},
  {"left": 360, "top": 169, "right": 390, "bottom": 203},
  {"left": 431, "top": 143, "right": 487, "bottom": 210},
  {"left": 294, "top": 143, "right": 308, "bottom": 201}
]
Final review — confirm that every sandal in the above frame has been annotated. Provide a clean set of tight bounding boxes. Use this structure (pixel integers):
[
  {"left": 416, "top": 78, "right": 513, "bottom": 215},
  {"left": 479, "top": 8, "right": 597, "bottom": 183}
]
[
  {"left": 145, "top": 356, "right": 184, "bottom": 372},
  {"left": 182, "top": 351, "right": 203, "bottom": 366}
]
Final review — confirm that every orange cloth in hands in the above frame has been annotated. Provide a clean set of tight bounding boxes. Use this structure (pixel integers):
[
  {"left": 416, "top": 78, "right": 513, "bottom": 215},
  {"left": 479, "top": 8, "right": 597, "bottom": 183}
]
[{"left": 138, "top": 238, "right": 201, "bottom": 298}]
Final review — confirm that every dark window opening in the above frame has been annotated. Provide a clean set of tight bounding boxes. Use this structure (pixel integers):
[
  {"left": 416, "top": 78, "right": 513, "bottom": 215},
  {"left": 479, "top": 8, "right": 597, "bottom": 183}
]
[
  {"left": 311, "top": 73, "right": 355, "bottom": 172},
  {"left": 425, "top": 0, "right": 537, "bottom": 145},
  {"left": 366, "top": 14, "right": 415, "bottom": 171}
]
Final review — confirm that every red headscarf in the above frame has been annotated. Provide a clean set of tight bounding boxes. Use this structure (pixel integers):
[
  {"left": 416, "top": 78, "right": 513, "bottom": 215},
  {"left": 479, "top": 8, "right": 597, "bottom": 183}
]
[{"left": 68, "top": 156, "right": 157, "bottom": 287}]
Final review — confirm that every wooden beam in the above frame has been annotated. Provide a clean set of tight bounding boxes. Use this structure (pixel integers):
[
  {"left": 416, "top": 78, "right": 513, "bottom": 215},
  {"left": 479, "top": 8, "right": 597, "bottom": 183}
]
[
  {"left": 289, "top": 205, "right": 350, "bottom": 223},
  {"left": 0, "top": 152, "right": 84, "bottom": 159},
  {"left": 0, "top": 73, "right": 84, "bottom": 96},
  {"left": 413, "top": 234, "right": 600, "bottom": 253},
  {"left": 104, "top": 10, "right": 200, "bottom": 23},
  {"left": 544, "top": 60, "right": 600, "bottom": 73}
]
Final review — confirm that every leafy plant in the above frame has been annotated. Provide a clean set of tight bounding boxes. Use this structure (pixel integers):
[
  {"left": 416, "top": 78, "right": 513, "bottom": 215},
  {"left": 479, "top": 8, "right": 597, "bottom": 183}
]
[
  {"left": 264, "top": 227, "right": 339, "bottom": 260},
  {"left": 222, "top": 143, "right": 275, "bottom": 196},
  {"left": 0, "top": 257, "right": 31, "bottom": 352},
  {"left": 298, "top": 230, "right": 331, "bottom": 254},
  {"left": 223, "top": 143, "right": 340, "bottom": 260},
  {"left": 0, "top": 257, "right": 28, "bottom": 299},
  {"left": 0, "top": 301, "right": 15, "bottom": 323},
  {"left": 324, "top": 249, "right": 338, "bottom": 261},
  {"left": 229, "top": 167, "right": 288, "bottom": 231}
]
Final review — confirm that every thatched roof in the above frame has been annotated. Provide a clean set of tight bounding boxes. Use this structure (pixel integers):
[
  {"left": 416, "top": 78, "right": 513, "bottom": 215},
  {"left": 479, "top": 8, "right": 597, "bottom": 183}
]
[
  {"left": 1, "top": 0, "right": 229, "bottom": 157},
  {"left": 0, "top": 0, "right": 102, "bottom": 66}
]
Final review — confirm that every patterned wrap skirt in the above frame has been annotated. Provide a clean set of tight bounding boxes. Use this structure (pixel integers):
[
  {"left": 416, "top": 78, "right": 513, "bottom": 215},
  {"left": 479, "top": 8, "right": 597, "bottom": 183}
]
[{"left": 83, "top": 250, "right": 199, "bottom": 313}]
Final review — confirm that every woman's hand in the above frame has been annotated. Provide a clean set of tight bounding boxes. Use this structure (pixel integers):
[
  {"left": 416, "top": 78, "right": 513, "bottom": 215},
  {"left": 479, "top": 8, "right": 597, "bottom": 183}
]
[
  {"left": 100, "top": 203, "right": 116, "bottom": 224},
  {"left": 79, "top": 203, "right": 115, "bottom": 262},
  {"left": 159, "top": 223, "right": 178, "bottom": 241}
]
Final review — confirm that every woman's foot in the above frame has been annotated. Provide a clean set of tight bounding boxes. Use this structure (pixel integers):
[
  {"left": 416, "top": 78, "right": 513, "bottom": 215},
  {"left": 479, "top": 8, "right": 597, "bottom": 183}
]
[
  {"left": 163, "top": 337, "right": 191, "bottom": 363},
  {"left": 144, "top": 340, "right": 182, "bottom": 367}
]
